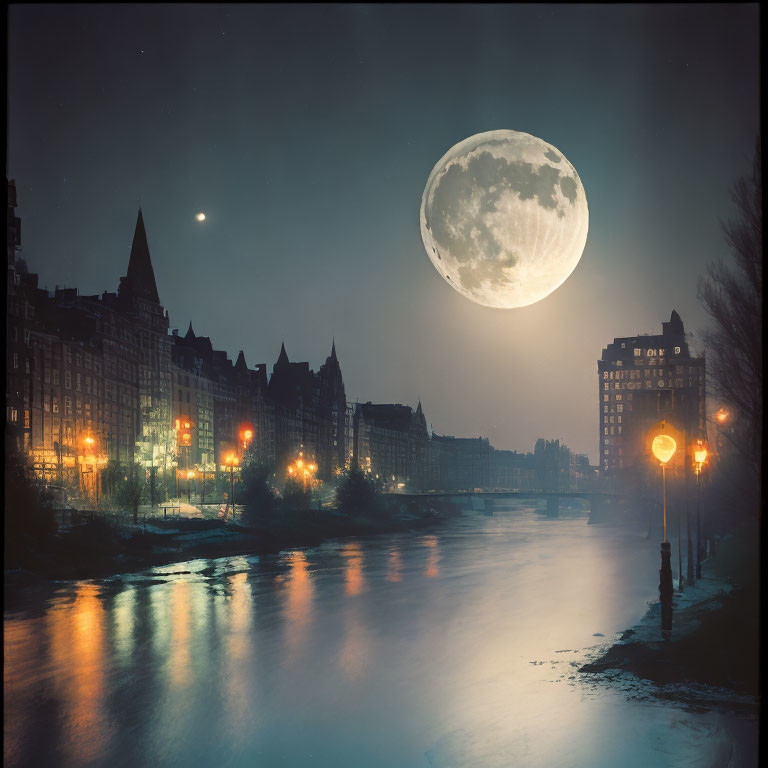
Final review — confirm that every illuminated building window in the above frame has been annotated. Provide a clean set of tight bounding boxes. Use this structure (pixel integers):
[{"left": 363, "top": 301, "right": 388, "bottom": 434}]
[
  {"left": 618, "top": 427, "right": 622, "bottom": 434},
  {"left": 614, "top": 383, "right": 620, "bottom": 389},
  {"left": 52, "top": 397, "right": 58, "bottom": 413},
  {"left": 674, "top": 346, "right": 681, "bottom": 354},
  {"left": 610, "top": 427, "right": 615, "bottom": 435},
  {"left": 617, "top": 404, "right": 623, "bottom": 412},
  {"left": 8, "top": 407, "right": 18, "bottom": 422},
  {"left": 621, "top": 342, "right": 626, "bottom": 348},
  {"left": 647, "top": 349, "right": 655, "bottom": 356},
  {"left": 634, "top": 349, "right": 641, "bottom": 356},
  {"left": 603, "top": 395, "right": 609, "bottom": 402},
  {"left": 24, "top": 410, "right": 29, "bottom": 429},
  {"left": 617, "top": 360, "right": 623, "bottom": 366},
  {"left": 604, "top": 428, "right": 608, "bottom": 435},
  {"left": 65, "top": 396, "right": 72, "bottom": 414}
]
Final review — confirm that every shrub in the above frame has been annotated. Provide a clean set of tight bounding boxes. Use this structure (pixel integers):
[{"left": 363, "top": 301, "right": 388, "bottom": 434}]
[
  {"left": 336, "top": 468, "right": 382, "bottom": 517},
  {"left": 4, "top": 460, "right": 58, "bottom": 565}
]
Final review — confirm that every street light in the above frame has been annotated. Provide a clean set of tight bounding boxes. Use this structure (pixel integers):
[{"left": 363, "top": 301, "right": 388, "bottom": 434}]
[
  {"left": 224, "top": 453, "right": 240, "bottom": 520},
  {"left": 187, "top": 469, "right": 195, "bottom": 503},
  {"left": 651, "top": 429, "right": 677, "bottom": 637},
  {"left": 694, "top": 440, "right": 708, "bottom": 579}
]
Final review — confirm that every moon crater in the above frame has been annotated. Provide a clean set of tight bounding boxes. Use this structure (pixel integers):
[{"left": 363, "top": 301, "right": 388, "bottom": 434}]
[{"left": 420, "top": 130, "right": 588, "bottom": 308}]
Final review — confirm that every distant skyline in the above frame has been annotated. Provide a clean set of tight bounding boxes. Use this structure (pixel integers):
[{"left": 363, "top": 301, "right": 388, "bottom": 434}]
[{"left": 7, "top": 4, "right": 760, "bottom": 462}]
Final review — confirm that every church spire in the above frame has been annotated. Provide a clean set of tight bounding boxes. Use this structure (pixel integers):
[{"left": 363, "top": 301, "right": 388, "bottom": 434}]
[
  {"left": 331, "top": 337, "right": 337, "bottom": 360},
  {"left": 185, "top": 322, "right": 195, "bottom": 340},
  {"left": 119, "top": 208, "right": 160, "bottom": 304},
  {"left": 235, "top": 350, "right": 248, "bottom": 371},
  {"left": 277, "top": 341, "right": 289, "bottom": 366}
]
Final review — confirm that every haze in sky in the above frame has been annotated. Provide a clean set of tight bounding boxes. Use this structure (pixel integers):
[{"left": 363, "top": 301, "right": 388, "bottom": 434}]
[{"left": 7, "top": 4, "right": 760, "bottom": 461}]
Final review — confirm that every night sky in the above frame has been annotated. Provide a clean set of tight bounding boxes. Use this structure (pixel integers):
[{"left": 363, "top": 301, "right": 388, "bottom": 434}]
[{"left": 7, "top": 4, "right": 760, "bottom": 462}]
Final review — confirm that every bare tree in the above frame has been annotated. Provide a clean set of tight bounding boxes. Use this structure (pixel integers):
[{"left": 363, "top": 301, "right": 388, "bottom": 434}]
[{"left": 698, "top": 140, "right": 762, "bottom": 477}]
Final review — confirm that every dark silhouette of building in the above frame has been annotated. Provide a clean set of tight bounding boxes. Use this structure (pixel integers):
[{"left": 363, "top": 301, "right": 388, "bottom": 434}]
[
  {"left": 352, "top": 401, "right": 429, "bottom": 490},
  {"left": 598, "top": 310, "right": 706, "bottom": 491},
  {"left": 429, "top": 433, "right": 490, "bottom": 490}
]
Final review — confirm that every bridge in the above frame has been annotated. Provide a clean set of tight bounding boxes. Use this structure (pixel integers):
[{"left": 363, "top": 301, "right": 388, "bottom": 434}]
[{"left": 383, "top": 489, "right": 641, "bottom": 522}]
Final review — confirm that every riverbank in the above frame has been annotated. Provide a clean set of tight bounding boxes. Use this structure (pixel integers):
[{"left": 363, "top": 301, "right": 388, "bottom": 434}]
[
  {"left": 579, "top": 522, "right": 760, "bottom": 712},
  {"left": 4, "top": 504, "right": 458, "bottom": 585}
]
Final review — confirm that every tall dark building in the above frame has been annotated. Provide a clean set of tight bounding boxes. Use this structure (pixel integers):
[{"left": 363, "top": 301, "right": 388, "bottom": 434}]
[
  {"left": 353, "top": 401, "right": 429, "bottom": 490},
  {"left": 267, "top": 341, "right": 347, "bottom": 478},
  {"left": 429, "top": 433, "right": 490, "bottom": 490},
  {"left": 598, "top": 310, "right": 706, "bottom": 488}
]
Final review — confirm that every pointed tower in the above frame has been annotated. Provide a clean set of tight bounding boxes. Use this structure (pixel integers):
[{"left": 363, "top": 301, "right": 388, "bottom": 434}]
[
  {"left": 330, "top": 337, "right": 337, "bottom": 361},
  {"left": 185, "top": 322, "right": 196, "bottom": 340},
  {"left": 235, "top": 350, "right": 248, "bottom": 372},
  {"left": 119, "top": 209, "right": 160, "bottom": 304},
  {"left": 276, "top": 341, "right": 289, "bottom": 367}
]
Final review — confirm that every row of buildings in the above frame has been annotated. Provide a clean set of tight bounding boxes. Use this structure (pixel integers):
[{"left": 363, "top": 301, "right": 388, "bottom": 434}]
[{"left": 6, "top": 180, "right": 704, "bottom": 501}]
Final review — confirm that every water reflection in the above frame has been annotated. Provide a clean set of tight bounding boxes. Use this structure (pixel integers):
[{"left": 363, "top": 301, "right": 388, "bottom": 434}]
[
  {"left": 341, "top": 542, "right": 365, "bottom": 596},
  {"left": 3, "top": 506, "right": 757, "bottom": 768},
  {"left": 386, "top": 546, "right": 402, "bottom": 582},
  {"left": 423, "top": 535, "right": 440, "bottom": 578},
  {"left": 48, "top": 584, "right": 112, "bottom": 765},
  {"left": 224, "top": 572, "right": 255, "bottom": 745}
]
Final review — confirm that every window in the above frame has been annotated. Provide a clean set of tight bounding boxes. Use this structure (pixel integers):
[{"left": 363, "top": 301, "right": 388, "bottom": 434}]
[
  {"left": 614, "top": 383, "right": 620, "bottom": 389},
  {"left": 53, "top": 370, "right": 59, "bottom": 385},
  {"left": 603, "top": 406, "right": 608, "bottom": 413},
  {"left": 65, "top": 396, "right": 72, "bottom": 415},
  {"left": 604, "top": 383, "right": 609, "bottom": 391},
  {"left": 603, "top": 372, "right": 608, "bottom": 380},
  {"left": 65, "top": 347, "right": 72, "bottom": 364},
  {"left": 617, "top": 404, "right": 623, "bottom": 412},
  {"left": 621, "top": 342, "right": 626, "bottom": 348},
  {"left": 647, "top": 349, "right": 655, "bottom": 356},
  {"left": 13, "top": 353, "right": 18, "bottom": 369},
  {"left": 603, "top": 395, "right": 609, "bottom": 402},
  {"left": 24, "top": 410, "right": 30, "bottom": 429},
  {"left": 8, "top": 407, "right": 18, "bottom": 422},
  {"left": 76, "top": 354, "right": 82, "bottom": 367},
  {"left": 604, "top": 427, "right": 608, "bottom": 435},
  {"left": 24, "top": 329, "right": 31, "bottom": 345},
  {"left": 85, "top": 376, "right": 92, "bottom": 394},
  {"left": 12, "top": 326, "right": 17, "bottom": 342},
  {"left": 52, "top": 397, "right": 58, "bottom": 413},
  {"left": 65, "top": 371, "right": 71, "bottom": 389},
  {"left": 616, "top": 394, "right": 622, "bottom": 401},
  {"left": 617, "top": 360, "right": 623, "bottom": 366},
  {"left": 26, "top": 359, "right": 30, "bottom": 374},
  {"left": 658, "top": 349, "right": 664, "bottom": 356},
  {"left": 610, "top": 427, "right": 615, "bottom": 435},
  {"left": 618, "top": 426, "right": 623, "bottom": 435},
  {"left": 674, "top": 346, "right": 681, "bottom": 355},
  {"left": 76, "top": 374, "right": 81, "bottom": 391},
  {"left": 44, "top": 370, "right": 50, "bottom": 384},
  {"left": 634, "top": 348, "right": 641, "bottom": 356}
]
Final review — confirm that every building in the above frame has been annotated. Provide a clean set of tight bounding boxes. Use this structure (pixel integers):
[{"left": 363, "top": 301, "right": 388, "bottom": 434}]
[
  {"left": 429, "top": 433, "right": 490, "bottom": 490},
  {"left": 490, "top": 448, "right": 536, "bottom": 490},
  {"left": 6, "top": 200, "right": 173, "bottom": 499},
  {"left": 352, "top": 401, "right": 429, "bottom": 491},
  {"left": 598, "top": 310, "right": 706, "bottom": 488}
]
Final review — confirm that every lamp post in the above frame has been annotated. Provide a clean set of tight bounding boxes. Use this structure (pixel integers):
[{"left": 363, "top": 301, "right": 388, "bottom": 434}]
[
  {"left": 694, "top": 440, "right": 708, "bottom": 580},
  {"left": 187, "top": 469, "right": 195, "bottom": 503},
  {"left": 224, "top": 453, "right": 239, "bottom": 520},
  {"left": 652, "top": 432, "right": 677, "bottom": 636}
]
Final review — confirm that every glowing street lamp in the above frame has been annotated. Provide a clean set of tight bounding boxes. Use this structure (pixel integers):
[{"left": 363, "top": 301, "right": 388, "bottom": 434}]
[
  {"left": 224, "top": 453, "right": 240, "bottom": 519},
  {"left": 715, "top": 408, "right": 729, "bottom": 424},
  {"left": 693, "top": 440, "right": 708, "bottom": 579},
  {"left": 651, "top": 426, "right": 677, "bottom": 637}
]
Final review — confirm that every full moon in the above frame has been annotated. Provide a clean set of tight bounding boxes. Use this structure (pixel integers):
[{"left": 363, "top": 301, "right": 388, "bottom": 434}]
[{"left": 420, "top": 130, "right": 588, "bottom": 308}]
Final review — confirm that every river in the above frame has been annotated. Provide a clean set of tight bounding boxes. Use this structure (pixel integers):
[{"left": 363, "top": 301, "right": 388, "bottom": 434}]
[{"left": 3, "top": 501, "right": 757, "bottom": 767}]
